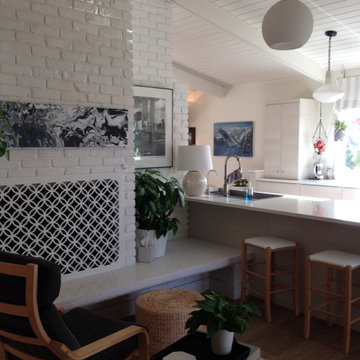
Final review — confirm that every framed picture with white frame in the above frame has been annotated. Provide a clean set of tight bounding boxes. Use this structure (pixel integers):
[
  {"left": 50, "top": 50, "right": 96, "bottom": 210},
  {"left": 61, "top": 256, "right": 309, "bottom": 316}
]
[{"left": 133, "top": 86, "right": 173, "bottom": 168}]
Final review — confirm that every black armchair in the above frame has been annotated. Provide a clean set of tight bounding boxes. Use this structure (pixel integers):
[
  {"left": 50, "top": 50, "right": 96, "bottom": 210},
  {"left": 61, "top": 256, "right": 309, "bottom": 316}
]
[{"left": 0, "top": 251, "right": 149, "bottom": 360}]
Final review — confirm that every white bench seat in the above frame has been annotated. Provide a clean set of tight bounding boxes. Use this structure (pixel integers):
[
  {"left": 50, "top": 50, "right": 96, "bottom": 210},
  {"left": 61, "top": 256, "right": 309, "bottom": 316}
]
[{"left": 56, "top": 238, "right": 242, "bottom": 310}]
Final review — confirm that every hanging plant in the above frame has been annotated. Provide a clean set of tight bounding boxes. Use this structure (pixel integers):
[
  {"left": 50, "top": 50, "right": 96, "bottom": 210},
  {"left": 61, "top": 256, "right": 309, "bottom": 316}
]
[
  {"left": 335, "top": 119, "right": 347, "bottom": 131},
  {"left": 334, "top": 119, "right": 347, "bottom": 141}
]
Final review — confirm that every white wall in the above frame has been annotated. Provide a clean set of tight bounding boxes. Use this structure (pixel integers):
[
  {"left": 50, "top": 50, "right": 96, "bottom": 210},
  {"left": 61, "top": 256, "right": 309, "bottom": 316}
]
[
  {"left": 189, "top": 76, "right": 330, "bottom": 187},
  {"left": 0, "top": 0, "right": 189, "bottom": 271},
  {"left": 132, "top": 0, "right": 189, "bottom": 240},
  {"left": 0, "top": 0, "right": 136, "bottom": 267}
]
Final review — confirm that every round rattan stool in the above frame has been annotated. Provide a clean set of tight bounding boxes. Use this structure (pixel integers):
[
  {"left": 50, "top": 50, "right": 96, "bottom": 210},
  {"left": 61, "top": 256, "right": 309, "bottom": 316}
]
[{"left": 135, "top": 288, "right": 203, "bottom": 355}]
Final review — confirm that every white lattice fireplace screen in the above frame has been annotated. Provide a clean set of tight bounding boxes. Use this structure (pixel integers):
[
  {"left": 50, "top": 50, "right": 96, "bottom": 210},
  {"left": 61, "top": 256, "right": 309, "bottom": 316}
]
[{"left": 0, "top": 178, "right": 120, "bottom": 275}]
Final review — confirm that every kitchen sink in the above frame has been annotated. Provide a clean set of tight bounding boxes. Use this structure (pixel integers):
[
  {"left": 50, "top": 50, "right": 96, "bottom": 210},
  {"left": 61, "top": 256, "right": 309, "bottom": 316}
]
[{"left": 210, "top": 188, "right": 283, "bottom": 200}]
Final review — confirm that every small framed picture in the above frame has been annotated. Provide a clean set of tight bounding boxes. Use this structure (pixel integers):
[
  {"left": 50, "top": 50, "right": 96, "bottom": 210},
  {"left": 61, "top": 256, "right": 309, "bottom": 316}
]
[
  {"left": 214, "top": 121, "right": 253, "bottom": 157},
  {"left": 133, "top": 86, "right": 173, "bottom": 168}
]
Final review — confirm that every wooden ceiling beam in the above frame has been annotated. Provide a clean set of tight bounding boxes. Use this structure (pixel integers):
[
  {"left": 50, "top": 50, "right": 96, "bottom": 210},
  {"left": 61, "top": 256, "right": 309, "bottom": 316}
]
[{"left": 173, "top": 62, "right": 229, "bottom": 98}]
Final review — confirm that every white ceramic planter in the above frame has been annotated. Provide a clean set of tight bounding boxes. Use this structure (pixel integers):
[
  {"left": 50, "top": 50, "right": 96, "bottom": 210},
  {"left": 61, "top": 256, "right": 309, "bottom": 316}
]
[
  {"left": 136, "top": 229, "right": 168, "bottom": 258},
  {"left": 211, "top": 330, "right": 234, "bottom": 356},
  {"left": 334, "top": 128, "right": 345, "bottom": 141},
  {"left": 136, "top": 245, "right": 155, "bottom": 263}
]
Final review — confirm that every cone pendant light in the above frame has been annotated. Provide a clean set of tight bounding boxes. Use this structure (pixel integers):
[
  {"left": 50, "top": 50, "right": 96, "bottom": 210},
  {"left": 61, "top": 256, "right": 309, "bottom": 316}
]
[{"left": 313, "top": 31, "right": 344, "bottom": 103}]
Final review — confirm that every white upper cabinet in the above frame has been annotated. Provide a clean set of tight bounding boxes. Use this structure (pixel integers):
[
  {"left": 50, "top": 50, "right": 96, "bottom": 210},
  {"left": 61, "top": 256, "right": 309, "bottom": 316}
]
[
  {"left": 264, "top": 99, "right": 319, "bottom": 180},
  {"left": 264, "top": 104, "right": 282, "bottom": 178}
]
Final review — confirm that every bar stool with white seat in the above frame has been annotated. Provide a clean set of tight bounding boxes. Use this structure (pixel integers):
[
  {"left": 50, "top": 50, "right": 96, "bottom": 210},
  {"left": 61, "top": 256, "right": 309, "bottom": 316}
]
[
  {"left": 304, "top": 250, "right": 360, "bottom": 354},
  {"left": 241, "top": 236, "right": 299, "bottom": 323}
]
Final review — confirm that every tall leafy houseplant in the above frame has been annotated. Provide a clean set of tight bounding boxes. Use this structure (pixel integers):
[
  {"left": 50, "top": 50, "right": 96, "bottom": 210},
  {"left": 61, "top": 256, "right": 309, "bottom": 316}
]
[
  {"left": 0, "top": 107, "right": 18, "bottom": 160},
  {"left": 186, "top": 289, "right": 260, "bottom": 355},
  {"left": 135, "top": 169, "right": 185, "bottom": 239}
]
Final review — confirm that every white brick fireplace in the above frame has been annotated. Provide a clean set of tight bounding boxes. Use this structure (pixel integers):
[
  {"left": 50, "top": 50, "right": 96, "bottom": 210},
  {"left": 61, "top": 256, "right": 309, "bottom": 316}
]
[{"left": 0, "top": 0, "right": 189, "bottom": 279}]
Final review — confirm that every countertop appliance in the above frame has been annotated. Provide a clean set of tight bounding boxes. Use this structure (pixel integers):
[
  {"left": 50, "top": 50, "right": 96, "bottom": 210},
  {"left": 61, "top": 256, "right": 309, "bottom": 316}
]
[{"left": 313, "top": 161, "right": 324, "bottom": 180}]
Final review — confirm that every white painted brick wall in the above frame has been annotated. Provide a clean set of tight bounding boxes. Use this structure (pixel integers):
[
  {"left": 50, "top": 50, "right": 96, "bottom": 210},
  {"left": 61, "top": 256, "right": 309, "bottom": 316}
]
[
  {"left": 168, "top": 83, "right": 189, "bottom": 240},
  {"left": 1, "top": 0, "right": 190, "bottom": 273},
  {"left": 0, "top": 0, "right": 136, "bottom": 266},
  {"left": 0, "top": 1, "right": 133, "bottom": 107},
  {"left": 132, "top": 0, "right": 173, "bottom": 88},
  {"left": 132, "top": 1, "right": 189, "bottom": 242}
]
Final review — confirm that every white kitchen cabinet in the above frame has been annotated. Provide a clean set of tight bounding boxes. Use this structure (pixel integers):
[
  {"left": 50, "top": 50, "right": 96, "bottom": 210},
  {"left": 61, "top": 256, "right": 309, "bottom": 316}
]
[
  {"left": 300, "top": 184, "right": 342, "bottom": 199},
  {"left": 264, "top": 104, "right": 282, "bottom": 178},
  {"left": 256, "top": 180, "right": 300, "bottom": 195},
  {"left": 255, "top": 178, "right": 360, "bottom": 201},
  {"left": 264, "top": 99, "right": 319, "bottom": 179},
  {"left": 341, "top": 187, "right": 360, "bottom": 201}
]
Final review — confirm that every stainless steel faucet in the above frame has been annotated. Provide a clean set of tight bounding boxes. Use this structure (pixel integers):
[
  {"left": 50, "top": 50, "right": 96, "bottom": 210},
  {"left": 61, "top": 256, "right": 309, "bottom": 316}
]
[{"left": 223, "top": 154, "right": 242, "bottom": 197}]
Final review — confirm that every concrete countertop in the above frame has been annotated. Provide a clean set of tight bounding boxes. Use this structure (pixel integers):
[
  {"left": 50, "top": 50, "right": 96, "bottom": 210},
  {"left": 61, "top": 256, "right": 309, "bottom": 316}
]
[{"left": 56, "top": 238, "right": 242, "bottom": 309}]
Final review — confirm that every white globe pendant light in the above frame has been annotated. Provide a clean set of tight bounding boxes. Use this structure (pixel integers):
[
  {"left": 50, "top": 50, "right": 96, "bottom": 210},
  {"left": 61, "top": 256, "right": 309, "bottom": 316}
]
[
  {"left": 262, "top": 0, "right": 313, "bottom": 50},
  {"left": 312, "top": 31, "right": 344, "bottom": 103}
]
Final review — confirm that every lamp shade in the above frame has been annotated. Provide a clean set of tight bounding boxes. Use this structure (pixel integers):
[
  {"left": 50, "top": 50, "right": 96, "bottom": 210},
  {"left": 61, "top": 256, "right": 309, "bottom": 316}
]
[
  {"left": 176, "top": 145, "right": 213, "bottom": 171},
  {"left": 262, "top": 0, "right": 313, "bottom": 50},
  {"left": 312, "top": 71, "right": 344, "bottom": 103}
]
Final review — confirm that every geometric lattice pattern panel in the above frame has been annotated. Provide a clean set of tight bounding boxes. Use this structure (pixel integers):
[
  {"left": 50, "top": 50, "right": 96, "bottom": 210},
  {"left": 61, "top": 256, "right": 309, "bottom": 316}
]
[{"left": 0, "top": 179, "right": 120, "bottom": 274}]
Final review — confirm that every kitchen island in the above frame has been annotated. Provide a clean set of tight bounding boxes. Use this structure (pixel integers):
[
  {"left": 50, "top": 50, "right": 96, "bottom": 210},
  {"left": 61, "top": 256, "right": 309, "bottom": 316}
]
[
  {"left": 187, "top": 192, "right": 360, "bottom": 227},
  {"left": 186, "top": 192, "right": 360, "bottom": 319}
]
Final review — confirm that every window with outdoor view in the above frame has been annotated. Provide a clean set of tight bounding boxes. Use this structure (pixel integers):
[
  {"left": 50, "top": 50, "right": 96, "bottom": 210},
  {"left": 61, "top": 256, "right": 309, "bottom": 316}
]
[
  {"left": 336, "top": 109, "right": 360, "bottom": 178},
  {"left": 333, "top": 76, "right": 360, "bottom": 180}
]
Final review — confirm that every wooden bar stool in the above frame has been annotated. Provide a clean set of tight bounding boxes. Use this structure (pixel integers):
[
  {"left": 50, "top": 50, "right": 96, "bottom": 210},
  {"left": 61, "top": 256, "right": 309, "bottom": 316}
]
[
  {"left": 304, "top": 250, "right": 360, "bottom": 354},
  {"left": 241, "top": 236, "right": 299, "bottom": 323}
]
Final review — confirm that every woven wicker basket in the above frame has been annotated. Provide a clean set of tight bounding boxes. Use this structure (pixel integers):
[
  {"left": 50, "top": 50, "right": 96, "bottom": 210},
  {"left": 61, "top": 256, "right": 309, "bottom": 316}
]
[{"left": 135, "top": 288, "right": 204, "bottom": 355}]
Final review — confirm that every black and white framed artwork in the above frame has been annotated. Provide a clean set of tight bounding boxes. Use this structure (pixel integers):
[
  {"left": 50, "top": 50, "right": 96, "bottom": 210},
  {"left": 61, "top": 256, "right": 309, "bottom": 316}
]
[
  {"left": 133, "top": 86, "right": 173, "bottom": 168},
  {"left": 0, "top": 101, "right": 128, "bottom": 148}
]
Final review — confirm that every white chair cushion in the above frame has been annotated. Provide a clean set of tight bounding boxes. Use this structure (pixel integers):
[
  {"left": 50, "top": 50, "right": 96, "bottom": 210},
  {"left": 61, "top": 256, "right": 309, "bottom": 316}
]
[
  {"left": 309, "top": 250, "right": 360, "bottom": 268},
  {"left": 244, "top": 236, "right": 296, "bottom": 250}
]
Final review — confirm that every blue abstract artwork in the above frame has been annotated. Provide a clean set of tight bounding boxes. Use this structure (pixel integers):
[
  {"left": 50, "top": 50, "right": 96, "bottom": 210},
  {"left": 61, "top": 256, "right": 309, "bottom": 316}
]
[{"left": 214, "top": 121, "right": 253, "bottom": 157}]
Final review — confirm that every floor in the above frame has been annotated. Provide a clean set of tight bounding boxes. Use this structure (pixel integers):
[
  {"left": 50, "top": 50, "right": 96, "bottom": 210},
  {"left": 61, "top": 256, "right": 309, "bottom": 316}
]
[{"left": 236, "top": 300, "right": 360, "bottom": 360}]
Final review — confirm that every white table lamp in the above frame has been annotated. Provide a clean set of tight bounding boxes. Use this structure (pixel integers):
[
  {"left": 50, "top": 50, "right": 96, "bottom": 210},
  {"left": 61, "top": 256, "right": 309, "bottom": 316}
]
[{"left": 177, "top": 145, "right": 213, "bottom": 196}]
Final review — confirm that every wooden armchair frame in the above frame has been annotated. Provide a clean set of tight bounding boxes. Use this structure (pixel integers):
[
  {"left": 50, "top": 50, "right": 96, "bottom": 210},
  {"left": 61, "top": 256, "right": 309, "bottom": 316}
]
[{"left": 0, "top": 262, "right": 149, "bottom": 360}]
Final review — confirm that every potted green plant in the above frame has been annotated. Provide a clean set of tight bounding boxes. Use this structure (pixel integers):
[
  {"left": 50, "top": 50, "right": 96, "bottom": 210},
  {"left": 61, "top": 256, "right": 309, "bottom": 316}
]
[
  {"left": 185, "top": 289, "right": 260, "bottom": 355},
  {"left": 135, "top": 169, "right": 185, "bottom": 260},
  {"left": 334, "top": 119, "right": 347, "bottom": 141},
  {"left": 0, "top": 107, "right": 18, "bottom": 160}
]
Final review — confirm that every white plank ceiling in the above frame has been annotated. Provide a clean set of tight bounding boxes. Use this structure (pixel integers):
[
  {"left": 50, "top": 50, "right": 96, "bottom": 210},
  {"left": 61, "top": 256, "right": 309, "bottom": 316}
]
[{"left": 172, "top": 0, "right": 360, "bottom": 87}]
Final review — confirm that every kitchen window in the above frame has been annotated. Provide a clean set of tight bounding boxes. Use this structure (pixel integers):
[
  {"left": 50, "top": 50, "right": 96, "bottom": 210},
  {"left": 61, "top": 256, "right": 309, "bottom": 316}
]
[
  {"left": 333, "top": 76, "right": 360, "bottom": 180},
  {"left": 335, "top": 108, "right": 360, "bottom": 178}
]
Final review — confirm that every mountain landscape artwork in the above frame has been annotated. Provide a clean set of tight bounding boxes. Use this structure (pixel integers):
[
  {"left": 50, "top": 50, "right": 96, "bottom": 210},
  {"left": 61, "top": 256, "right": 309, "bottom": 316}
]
[
  {"left": 0, "top": 101, "right": 128, "bottom": 148},
  {"left": 214, "top": 121, "right": 253, "bottom": 157}
]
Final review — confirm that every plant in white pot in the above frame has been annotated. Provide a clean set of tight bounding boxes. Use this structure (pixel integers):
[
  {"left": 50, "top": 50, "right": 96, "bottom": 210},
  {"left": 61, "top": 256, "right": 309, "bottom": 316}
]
[
  {"left": 0, "top": 107, "right": 18, "bottom": 160},
  {"left": 135, "top": 169, "right": 185, "bottom": 260},
  {"left": 185, "top": 289, "right": 260, "bottom": 356},
  {"left": 334, "top": 119, "right": 347, "bottom": 141}
]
